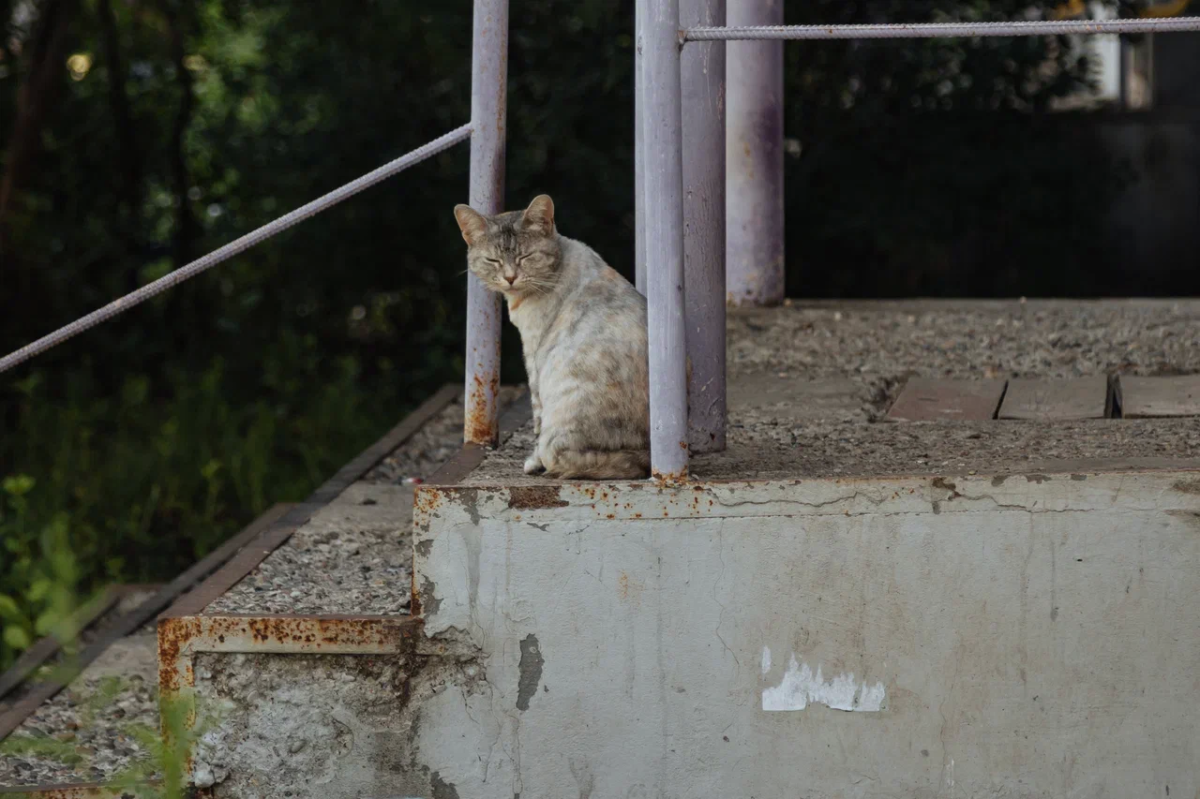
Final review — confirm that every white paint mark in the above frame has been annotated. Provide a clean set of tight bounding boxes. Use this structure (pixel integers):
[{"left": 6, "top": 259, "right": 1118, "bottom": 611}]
[
  {"left": 761, "top": 646, "right": 772, "bottom": 675},
  {"left": 761, "top": 651, "right": 886, "bottom": 712},
  {"left": 858, "top": 681, "right": 886, "bottom": 711}
]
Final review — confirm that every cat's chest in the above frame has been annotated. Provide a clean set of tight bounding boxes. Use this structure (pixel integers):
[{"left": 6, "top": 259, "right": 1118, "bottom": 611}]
[{"left": 507, "top": 300, "right": 551, "bottom": 350}]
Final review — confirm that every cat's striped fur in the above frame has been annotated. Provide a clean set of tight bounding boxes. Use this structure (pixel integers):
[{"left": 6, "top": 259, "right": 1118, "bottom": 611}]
[{"left": 454, "top": 195, "right": 650, "bottom": 479}]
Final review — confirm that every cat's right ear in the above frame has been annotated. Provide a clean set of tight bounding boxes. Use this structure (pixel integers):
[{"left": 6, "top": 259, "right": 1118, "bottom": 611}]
[{"left": 454, "top": 205, "right": 487, "bottom": 247}]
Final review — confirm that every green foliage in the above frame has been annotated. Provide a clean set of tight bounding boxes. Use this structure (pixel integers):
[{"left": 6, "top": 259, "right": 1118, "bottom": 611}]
[
  {"left": 0, "top": 681, "right": 219, "bottom": 799},
  {"left": 0, "top": 475, "right": 85, "bottom": 663}
]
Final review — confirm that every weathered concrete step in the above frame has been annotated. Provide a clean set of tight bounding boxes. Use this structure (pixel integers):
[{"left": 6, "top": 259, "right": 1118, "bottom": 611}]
[
  {"left": 163, "top": 613, "right": 421, "bottom": 797},
  {"left": 402, "top": 301, "right": 1200, "bottom": 798},
  {"left": 150, "top": 384, "right": 528, "bottom": 798}
]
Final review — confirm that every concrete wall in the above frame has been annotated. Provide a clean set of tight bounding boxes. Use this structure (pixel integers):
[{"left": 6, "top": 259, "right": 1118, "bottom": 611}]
[{"left": 413, "top": 471, "right": 1200, "bottom": 798}]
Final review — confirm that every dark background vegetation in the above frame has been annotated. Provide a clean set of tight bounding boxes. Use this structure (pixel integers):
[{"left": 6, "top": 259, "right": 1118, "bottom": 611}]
[{"left": 0, "top": 0, "right": 1187, "bottom": 666}]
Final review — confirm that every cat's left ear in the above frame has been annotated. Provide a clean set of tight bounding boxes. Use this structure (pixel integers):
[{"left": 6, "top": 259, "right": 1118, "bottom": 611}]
[{"left": 522, "top": 195, "right": 555, "bottom": 237}]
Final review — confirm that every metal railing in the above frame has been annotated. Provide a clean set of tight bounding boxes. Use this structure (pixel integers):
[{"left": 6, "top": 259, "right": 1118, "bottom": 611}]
[
  {"left": 637, "top": 0, "right": 1200, "bottom": 479},
  {"left": 0, "top": 125, "right": 473, "bottom": 374},
  {"left": 0, "top": 0, "right": 510, "bottom": 450}
]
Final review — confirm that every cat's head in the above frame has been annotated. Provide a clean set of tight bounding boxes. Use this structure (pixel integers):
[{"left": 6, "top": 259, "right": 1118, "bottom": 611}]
[{"left": 453, "top": 195, "right": 561, "bottom": 296}]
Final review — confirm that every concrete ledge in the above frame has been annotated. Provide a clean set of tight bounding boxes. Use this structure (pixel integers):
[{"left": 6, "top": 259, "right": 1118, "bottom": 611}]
[{"left": 412, "top": 466, "right": 1200, "bottom": 797}]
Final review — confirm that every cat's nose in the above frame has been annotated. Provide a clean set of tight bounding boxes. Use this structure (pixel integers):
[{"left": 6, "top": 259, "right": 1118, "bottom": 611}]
[{"left": 504, "top": 275, "right": 517, "bottom": 285}]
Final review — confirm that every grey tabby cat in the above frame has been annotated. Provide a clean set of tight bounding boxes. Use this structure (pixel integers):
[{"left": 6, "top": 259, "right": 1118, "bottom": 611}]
[{"left": 453, "top": 195, "right": 650, "bottom": 479}]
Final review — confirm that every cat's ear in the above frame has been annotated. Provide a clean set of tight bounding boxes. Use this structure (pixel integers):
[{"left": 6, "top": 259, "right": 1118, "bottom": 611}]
[
  {"left": 522, "top": 195, "right": 555, "bottom": 237},
  {"left": 454, "top": 204, "right": 487, "bottom": 246}
]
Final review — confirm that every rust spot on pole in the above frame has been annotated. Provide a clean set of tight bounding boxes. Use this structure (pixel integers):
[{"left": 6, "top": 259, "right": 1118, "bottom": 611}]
[
  {"left": 465, "top": 373, "right": 500, "bottom": 445},
  {"left": 652, "top": 468, "right": 689, "bottom": 484}
]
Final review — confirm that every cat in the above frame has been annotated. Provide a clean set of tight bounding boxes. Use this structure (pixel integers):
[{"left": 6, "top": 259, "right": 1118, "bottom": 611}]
[{"left": 453, "top": 195, "right": 650, "bottom": 479}]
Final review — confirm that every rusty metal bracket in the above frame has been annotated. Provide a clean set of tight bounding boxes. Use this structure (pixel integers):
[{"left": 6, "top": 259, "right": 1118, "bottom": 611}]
[{"left": 158, "top": 614, "right": 419, "bottom": 696}]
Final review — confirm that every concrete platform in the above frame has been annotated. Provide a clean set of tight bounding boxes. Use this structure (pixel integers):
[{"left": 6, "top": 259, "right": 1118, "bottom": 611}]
[
  {"left": 410, "top": 300, "right": 1200, "bottom": 799},
  {"left": 125, "top": 299, "right": 1200, "bottom": 798},
  {"left": 469, "top": 299, "right": 1200, "bottom": 484}
]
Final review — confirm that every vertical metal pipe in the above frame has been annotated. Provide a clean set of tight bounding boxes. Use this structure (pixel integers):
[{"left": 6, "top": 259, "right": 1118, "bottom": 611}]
[
  {"left": 726, "top": 0, "right": 784, "bottom": 307},
  {"left": 681, "top": 0, "right": 726, "bottom": 453},
  {"left": 464, "top": 0, "right": 508, "bottom": 447},
  {"left": 643, "top": 0, "right": 689, "bottom": 479},
  {"left": 635, "top": 0, "right": 648, "bottom": 296}
]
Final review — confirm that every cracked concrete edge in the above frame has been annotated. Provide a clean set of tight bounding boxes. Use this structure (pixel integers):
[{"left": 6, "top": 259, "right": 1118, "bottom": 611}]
[
  {"left": 413, "top": 464, "right": 1200, "bottom": 529},
  {"left": 412, "top": 467, "right": 1200, "bottom": 642}
]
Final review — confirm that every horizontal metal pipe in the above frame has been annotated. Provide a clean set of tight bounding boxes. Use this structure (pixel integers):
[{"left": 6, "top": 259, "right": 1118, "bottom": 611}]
[{"left": 684, "top": 16, "right": 1200, "bottom": 41}]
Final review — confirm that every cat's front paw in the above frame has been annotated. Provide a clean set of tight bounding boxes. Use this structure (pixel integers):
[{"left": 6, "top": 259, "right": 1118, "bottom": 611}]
[{"left": 523, "top": 454, "right": 546, "bottom": 475}]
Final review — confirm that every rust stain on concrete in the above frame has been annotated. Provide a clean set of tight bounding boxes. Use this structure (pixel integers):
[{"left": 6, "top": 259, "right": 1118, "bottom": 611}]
[{"left": 508, "top": 486, "right": 567, "bottom": 510}]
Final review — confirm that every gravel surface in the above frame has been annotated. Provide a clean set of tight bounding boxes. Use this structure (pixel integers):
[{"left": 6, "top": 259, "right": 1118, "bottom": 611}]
[
  {"left": 0, "top": 630, "right": 158, "bottom": 788},
  {"left": 363, "top": 401, "right": 465, "bottom": 484},
  {"left": 468, "top": 300, "right": 1200, "bottom": 484},
  {"left": 727, "top": 299, "right": 1200, "bottom": 380},
  {"left": 205, "top": 389, "right": 521, "bottom": 616},
  {"left": 204, "top": 482, "right": 419, "bottom": 616},
  {"left": 1, "top": 588, "right": 158, "bottom": 714}
]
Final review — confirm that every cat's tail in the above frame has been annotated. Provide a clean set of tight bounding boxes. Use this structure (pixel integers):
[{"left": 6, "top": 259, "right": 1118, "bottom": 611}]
[{"left": 544, "top": 449, "right": 650, "bottom": 480}]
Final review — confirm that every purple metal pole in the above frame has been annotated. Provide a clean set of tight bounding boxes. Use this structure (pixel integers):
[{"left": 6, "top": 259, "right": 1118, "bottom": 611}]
[
  {"left": 682, "top": 0, "right": 726, "bottom": 453},
  {"left": 643, "top": 0, "right": 689, "bottom": 480},
  {"left": 635, "top": 0, "right": 648, "bottom": 296},
  {"left": 726, "top": 0, "right": 784, "bottom": 306},
  {"left": 464, "top": 0, "right": 508, "bottom": 447}
]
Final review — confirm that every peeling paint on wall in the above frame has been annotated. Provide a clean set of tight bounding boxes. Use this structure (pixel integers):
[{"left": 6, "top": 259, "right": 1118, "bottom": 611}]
[{"left": 761, "top": 650, "right": 885, "bottom": 712}]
